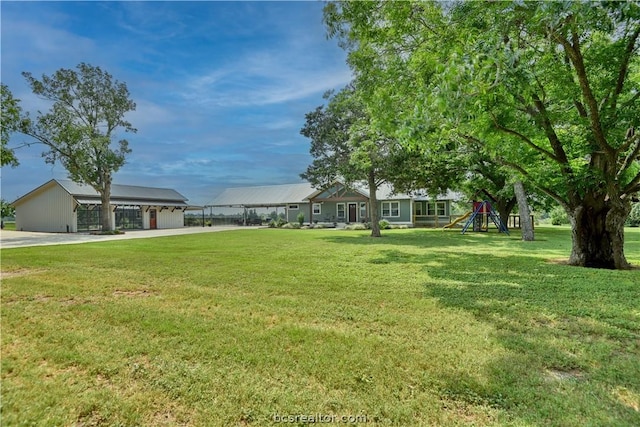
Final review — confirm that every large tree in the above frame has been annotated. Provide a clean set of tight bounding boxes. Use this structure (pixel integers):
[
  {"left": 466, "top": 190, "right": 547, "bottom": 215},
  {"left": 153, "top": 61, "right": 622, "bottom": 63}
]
[
  {"left": 301, "top": 85, "right": 408, "bottom": 237},
  {"left": 20, "top": 63, "right": 136, "bottom": 232},
  {"left": 1, "top": 83, "right": 22, "bottom": 168},
  {"left": 325, "top": 1, "right": 640, "bottom": 269}
]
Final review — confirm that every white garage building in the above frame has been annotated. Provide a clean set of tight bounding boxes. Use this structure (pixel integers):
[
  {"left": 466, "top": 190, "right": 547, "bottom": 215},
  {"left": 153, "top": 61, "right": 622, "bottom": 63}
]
[{"left": 12, "top": 179, "right": 195, "bottom": 233}]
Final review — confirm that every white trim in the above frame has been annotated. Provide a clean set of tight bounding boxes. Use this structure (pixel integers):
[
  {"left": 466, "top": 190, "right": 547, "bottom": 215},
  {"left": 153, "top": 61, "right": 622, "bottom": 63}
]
[
  {"left": 336, "top": 203, "right": 346, "bottom": 220},
  {"left": 381, "top": 201, "right": 400, "bottom": 217},
  {"left": 427, "top": 201, "right": 446, "bottom": 216},
  {"left": 312, "top": 203, "right": 321, "bottom": 215},
  {"left": 348, "top": 202, "right": 358, "bottom": 222}
]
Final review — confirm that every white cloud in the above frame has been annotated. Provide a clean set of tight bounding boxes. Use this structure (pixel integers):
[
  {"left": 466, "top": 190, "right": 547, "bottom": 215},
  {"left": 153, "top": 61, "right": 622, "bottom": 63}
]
[{"left": 182, "top": 54, "right": 351, "bottom": 107}]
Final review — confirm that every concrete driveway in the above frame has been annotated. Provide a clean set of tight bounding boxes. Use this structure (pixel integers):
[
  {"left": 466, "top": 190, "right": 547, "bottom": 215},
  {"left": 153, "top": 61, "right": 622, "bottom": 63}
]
[{"left": 0, "top": 226, "right": 253, "bottom": 249}]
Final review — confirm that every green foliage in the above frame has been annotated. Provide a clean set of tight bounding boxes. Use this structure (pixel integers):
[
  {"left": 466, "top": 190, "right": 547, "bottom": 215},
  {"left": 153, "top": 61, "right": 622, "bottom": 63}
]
[
  {"left": 323, "top": 1, "right": 640, "bottom": 268},
  {"left": 344, "top": 223, "right": 367, "bottom": 230},
  {"left": 626, "top": 203, "right": 640, "bottom": 227},
  {"left": 281, "top": 222, "right": 301, "bottom": 229},
  {"left": 1, "top": 199, "right": 15, "bottom": 218},
  {"left": 0, "top": 84, "right": 22, "bottom": 167},
  {"left": 19, "top": 63, "right": 136, "bottom": 231},
  {"left": 379, "top": 219, "right": 390, "bottom": 229},
  {"left": 550, "top": 206, "right": 569, "bottom": 226},
  {"left": 269, "top": 217, "right": 287, "bottom": 228},
  {"left": 296, "top": 212, "right": 305, "bottom": 226}
]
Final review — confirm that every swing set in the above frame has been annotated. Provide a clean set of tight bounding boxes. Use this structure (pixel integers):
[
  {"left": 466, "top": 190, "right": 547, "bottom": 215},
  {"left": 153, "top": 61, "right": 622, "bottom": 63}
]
[{"left": 460, "top": 200, "right": 509, "bottom": 235}]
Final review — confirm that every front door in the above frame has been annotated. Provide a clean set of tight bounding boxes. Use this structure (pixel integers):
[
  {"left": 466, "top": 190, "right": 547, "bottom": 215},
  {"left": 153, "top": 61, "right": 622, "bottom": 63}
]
[
  {"left": 149, "top": 209, "right": 157, "bottom": 229},
  {"left": 348, "top": 203, "right": 357, "bottom": 223}
]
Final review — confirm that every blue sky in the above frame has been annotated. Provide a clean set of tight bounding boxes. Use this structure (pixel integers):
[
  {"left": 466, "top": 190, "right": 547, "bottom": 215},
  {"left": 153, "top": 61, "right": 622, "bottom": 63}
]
[{"left": 1, "top": 1, "right": 352, "bottom": 206}]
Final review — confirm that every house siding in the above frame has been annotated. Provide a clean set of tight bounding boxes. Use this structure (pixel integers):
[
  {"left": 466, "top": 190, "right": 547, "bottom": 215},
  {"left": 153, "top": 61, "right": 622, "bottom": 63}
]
[
  {"left": 285, "top": 203, "right": 309, "bottom": 223},
  {"left": 413, "top": 200, "right": 452, "bottom": 227},
  {"left": 379, "top": 199, "right": 413, "bottom": 224},
  {"left": 156, "top": 207, "right": 186, "bottom": 229},
  {"left": 15, "top": 183, "right": 76, "bottom": 232},
  {"left": 209, "top": 181, "right": 460, "bottom": 228},
  {"left": 13, "top": 180, "right": 190, "bottom": 232}
]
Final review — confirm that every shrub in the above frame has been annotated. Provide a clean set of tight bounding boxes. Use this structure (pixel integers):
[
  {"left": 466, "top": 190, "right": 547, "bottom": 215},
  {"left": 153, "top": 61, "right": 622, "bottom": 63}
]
[
  {"left": 297, "top": 212, "right": 305, "bottom": 226},
  {"left": 550, "top": 206, "right": 569, "bottom": 225},
  {"left": 345, "top": 223, "right": 367, "bottom": 230},
  {"left": 379, "top": 219, "right": 390, "bottom": 229},
  {"left": 269, "top": 218, "right": 287, "bottom": 228},
  {"left": 626, "top": 203, "right": 640, "bottom": 227}
]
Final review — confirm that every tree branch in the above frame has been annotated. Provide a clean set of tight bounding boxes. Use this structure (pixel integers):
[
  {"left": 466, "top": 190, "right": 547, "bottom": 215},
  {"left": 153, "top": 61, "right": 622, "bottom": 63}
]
[
  {"left": 623, "top": 170, "right": 640, "bottom": 196},
  {"left": 609, "top": 24, "right": 640, "bottom": 113},
  {"left": 489, "top": 113, "right": 558, "bottom": 161},
  {"left": 550, "top": 27, "right": 613, "bottom": 155},
  {"left": 617, "top": 134, "right": 640, "bottom": 181},
  {"left": 498, "top": 158, "right": 568, "bottom": 209}
]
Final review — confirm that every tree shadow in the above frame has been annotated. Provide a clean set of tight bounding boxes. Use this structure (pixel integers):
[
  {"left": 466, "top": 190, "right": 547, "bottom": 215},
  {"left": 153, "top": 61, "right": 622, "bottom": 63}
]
[
  {"left": 366, "top": 246, "right": 640, "bottom": 425},
  {"left": 319, "top": 230, "right": 639, "bottom": 423}
]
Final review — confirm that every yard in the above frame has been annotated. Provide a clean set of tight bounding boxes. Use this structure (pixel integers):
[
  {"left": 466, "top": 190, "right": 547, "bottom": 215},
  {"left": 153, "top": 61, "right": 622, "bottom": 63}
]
[{"left": 1, "top": 226, "right": 639, "bottom": 426}]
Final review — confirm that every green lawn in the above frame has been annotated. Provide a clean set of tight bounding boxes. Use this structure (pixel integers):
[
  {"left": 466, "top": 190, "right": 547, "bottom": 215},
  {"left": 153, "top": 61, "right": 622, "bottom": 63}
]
[{"left": 1, "top": 226, "right": 639, "bottom": 426}]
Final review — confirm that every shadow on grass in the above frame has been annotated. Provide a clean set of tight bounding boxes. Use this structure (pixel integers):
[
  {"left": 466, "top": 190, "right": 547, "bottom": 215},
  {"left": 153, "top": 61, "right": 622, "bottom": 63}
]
[
  {"left": 319, "top": 229, "right": 640, "bottom": 423},
  {"left": 374, "top": 247, "right": 639, "bottom": 425}
]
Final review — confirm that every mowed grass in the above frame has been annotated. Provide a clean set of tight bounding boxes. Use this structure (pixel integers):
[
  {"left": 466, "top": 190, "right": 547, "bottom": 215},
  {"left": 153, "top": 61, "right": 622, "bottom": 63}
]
[{"left": 1, "top": 226, "right": 639, "bottom": 426}]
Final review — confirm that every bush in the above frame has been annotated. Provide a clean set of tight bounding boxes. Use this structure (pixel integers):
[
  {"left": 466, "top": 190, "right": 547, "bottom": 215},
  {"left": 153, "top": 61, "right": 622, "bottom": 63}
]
[
  {"left": 379, "top": 219, "right": 390, "bottom": 229},
  {"left": 269, "top": 218, "right": 287, "bottom": 228},
  {"left": 550, "top": 206, "right": 569, "bottom": 225},
  {"left": 345, "top": 223, "right": 367, "bottom": 230},
  {"left": 626, "top": 203, "right": 640, "bottom": 227},
  {"left": 297, "top": 212, "right": 305, "bottom": 226}
]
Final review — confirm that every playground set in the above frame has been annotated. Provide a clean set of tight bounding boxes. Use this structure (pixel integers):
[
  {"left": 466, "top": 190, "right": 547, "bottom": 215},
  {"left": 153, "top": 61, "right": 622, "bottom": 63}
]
[{"left": 444, "top": 200, "right": 510, "bottom": 235}]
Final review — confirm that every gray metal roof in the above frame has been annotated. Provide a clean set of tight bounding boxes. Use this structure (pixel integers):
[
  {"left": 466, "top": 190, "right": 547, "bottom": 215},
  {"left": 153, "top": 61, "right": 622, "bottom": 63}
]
[
  {"left": 56, "top": 179, "right": 188, "bottom": 203},
  {"left": 12, "top": 179, "right": 190, "bottom": 206},
  {"left": 209, "top": 181, "right": 461, "bottom": 207},
  {"left": 209, "top": 182, "right": 316, "bottom": 207}
]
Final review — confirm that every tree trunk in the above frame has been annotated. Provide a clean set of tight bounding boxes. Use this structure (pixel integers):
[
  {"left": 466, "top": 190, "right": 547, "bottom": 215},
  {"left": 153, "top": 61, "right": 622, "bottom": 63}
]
[
  {"left": 494, "top": 197, "right": 516, "bottom": 231},
  {"left": 568, "top": 200, "right": 631, "bottom": 269},
  {"left": 513, "top": 180, "right": 534, "bottom": 241},
  {"left": 100, "top": 180, "right": 113, "bottom": 232},
  {"left": 368, "top": 170, "right": 381, "bottom": 237}
]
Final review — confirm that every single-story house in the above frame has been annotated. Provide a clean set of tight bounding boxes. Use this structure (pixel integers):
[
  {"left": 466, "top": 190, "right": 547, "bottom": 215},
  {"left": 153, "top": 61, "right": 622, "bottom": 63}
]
[
  {"left": 12, "top": 179, "right": 199, "bottom": 232},
  {"left": 208, "top": 181, "right": 461, "bottom": 227}
]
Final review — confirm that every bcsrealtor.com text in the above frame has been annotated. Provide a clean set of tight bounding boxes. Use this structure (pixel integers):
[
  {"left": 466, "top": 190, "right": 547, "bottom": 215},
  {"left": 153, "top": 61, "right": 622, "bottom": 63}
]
[{"left": 273, "top": 413, "right": 369, "bottom": 424}]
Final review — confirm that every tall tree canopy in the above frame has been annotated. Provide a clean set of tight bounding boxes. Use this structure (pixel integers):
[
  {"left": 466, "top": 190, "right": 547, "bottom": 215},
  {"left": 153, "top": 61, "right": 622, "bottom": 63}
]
[
  {"left": 20, "top": 63, "right": 136, "bottom": 231},
  {"left": 1, "top": 83, "right": 22, "bottom": 168},
  {"left": 325, "top": 1, "right": 640, "bottom": 269},
  {"left": 301, "top": 85, "right": 410, "bottom": 237}
]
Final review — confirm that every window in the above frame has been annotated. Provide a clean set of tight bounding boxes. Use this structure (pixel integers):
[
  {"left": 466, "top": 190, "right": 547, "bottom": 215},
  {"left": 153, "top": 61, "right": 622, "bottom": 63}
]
[
  {"left": 360, "top": 202, "right": 367, "bottom": 219},
  {"left": 312, "top": 203, "right": 321, "bottom": 215},
  {"left": 115, "top": 206, "right": 143, "bottom": 230},
  {"left": 76, "top": 205, "right": 101, "bottom": 231},
  {"left": 414, "top": 202, "right": 423, "bottom": 216},
  {"left": 337, "top": 203, "right": 345, "bottom": 220},
  {"left": 382, "top": 201, "right": 400, "bottom": 217},
  {"left": 288, "top": 204, "right": 299, "bottom": 210},
  {"left": 427, "top": 202, "right": 446, "bottom": 216}
]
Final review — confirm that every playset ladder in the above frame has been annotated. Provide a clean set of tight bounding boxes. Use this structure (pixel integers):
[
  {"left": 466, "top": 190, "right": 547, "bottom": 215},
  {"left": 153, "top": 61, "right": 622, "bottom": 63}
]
[{"left": 461, "top": 200, "right": 510, "bottom": 235}]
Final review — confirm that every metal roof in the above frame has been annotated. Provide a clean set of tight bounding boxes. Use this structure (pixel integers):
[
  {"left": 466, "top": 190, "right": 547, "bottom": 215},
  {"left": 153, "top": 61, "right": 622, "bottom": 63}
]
[
  {"left": 56, "top": 179, "right": 188, "bottom": 202},
  {"left": 209, "top": 181, "right": 462, "bottom": 208},
  {"left": 12, "top": 179, "right": 190, "bottom": 206},
  {"left": 75, "top": 198, "right": 189, "bottom": 208},
  {"left": 209, "top": 182, "right": 316, "bottom": 207}
]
